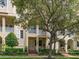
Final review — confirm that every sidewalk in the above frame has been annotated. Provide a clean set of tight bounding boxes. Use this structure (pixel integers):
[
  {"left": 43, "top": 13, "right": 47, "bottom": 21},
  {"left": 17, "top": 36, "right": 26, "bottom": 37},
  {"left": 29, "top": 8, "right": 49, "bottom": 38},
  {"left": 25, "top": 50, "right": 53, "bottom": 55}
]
[
  {"left": 62, "top": 53, "right": 79, "bottom": 58},
  {"left": 0, "top": 55, "right": 78, "bottom": 58},
  {"left": 0, "top": 56, "right": 48, "bottom": 58},
  {"left": 0, "top": 55, "right": 63, "bottom": 58}
]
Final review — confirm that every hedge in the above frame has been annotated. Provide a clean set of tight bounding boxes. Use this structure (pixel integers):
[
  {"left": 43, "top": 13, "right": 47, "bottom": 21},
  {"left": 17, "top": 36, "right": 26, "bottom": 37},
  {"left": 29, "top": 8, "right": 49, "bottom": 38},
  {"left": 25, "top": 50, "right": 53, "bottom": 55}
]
[
  {"left": 3, "top": 48, "right": 27, "bottom": 55},
  {"left": 38, "top": 48, "right": 61, "bottom": 55},
  {"left": 68, "top": 49, "right": 79, "bottom": 55}
]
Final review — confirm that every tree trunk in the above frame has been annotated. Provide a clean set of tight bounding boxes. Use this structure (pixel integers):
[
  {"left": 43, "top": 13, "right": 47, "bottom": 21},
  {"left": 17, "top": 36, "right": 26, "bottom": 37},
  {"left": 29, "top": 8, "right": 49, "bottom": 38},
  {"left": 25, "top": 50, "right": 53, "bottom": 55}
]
[
  {"left": 48, "top": 33, "right": 56, "bottom": 59},
  {"left": 52, "top": 35, "right": 56, "bottom": 59},
  {"left": 53, "top": 34, "right": 56, "bottom": 55},
  {"left": 48, "top": 38, "right": 53, "bottom": 59}
]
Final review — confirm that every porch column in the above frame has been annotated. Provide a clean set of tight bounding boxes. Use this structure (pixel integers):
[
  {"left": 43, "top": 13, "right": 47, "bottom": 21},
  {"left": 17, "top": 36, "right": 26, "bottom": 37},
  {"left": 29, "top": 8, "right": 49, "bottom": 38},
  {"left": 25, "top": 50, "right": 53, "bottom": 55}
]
[
  {"left": 2, "top": 17, "right": 6, "bottom": 51},
  {"left": 36, "top": 25, "right": 39, "bottom": 53},
  {"left": 56, "top": 41, "right": 59, "bottom": 53},
  {"left": 46, "top": 38, "right": 49, "bottom": 48},
  {"left": 26, "top": 30, "right": 28, "bottom": 53},
  {"left": 65, "top": 40, "right": 68, "bottom": 53},
  {"left": 2, "top": 17, "right": 6, "bottom": 34},
  {"left": 74, "top": 39, "right": 77, "bottom": 49},
  {"left": 36, "top": 37, "right": 39, "bottom": 53}
]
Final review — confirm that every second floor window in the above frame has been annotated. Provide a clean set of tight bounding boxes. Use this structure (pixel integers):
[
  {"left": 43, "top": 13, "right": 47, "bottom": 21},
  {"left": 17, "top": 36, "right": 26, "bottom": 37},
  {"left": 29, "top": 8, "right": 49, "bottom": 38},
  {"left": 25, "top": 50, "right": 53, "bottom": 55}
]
[
  {"left": 0, "top": 0, "right": 7, "bottom": 7},
  {"left": 20, "top": 30, "right": 23, "bottom": 38}
]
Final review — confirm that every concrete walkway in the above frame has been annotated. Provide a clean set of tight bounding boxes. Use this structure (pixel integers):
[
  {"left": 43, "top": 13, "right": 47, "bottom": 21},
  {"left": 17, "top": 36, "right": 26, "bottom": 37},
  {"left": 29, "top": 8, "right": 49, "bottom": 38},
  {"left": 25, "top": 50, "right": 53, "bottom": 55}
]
[
  {"left": 0, "top": 56, "right": 48, "bottom": 58},
  {"left": 0, "top": 56, "right": 64, "bottom": 58},
  {"left": 0, "top": 55, "right": 78, "bottom": 58},
  {"left": 62, "top": 53, "right": 79, "bottom": 58}
]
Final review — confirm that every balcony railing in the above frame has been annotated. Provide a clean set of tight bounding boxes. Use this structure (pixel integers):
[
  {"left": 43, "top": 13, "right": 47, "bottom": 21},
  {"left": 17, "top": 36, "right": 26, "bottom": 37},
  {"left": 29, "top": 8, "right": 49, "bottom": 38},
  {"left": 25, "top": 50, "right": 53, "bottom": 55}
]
[
  {"left": 0, "top": 27, "right": 14, "bottom": 32},
  {"left": 28, "top": 28, "right": 46, "bottom": 35},
  {"left": 6, "top": 27, "right": 14, "bottom": 32},
  {"left": 28, "top": 29, "right": 36, "bottom": 33},
  {"left": 39, "top": 30, "right": 46, "bottom": 35}
]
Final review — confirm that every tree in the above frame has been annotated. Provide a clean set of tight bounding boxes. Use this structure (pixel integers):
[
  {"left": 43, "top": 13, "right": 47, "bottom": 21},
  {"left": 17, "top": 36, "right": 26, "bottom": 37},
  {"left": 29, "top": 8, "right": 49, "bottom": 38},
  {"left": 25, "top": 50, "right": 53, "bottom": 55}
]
[
  {"left": 12, "top": 0, "right": 79, "bottom": 59},
  {"left": 5, "top": 33, "right": 18, "bottom": 48}
]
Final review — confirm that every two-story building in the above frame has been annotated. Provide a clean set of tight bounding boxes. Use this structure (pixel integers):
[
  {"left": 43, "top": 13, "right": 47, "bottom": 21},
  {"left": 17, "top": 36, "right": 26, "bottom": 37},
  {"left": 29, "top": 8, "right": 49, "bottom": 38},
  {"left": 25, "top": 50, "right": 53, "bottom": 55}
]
[
  {"left": 0, "top": 0, "right": 79, "bottom": 54},
  {"left": 0, "top": 0, "right": 48, "bottom": 53}
]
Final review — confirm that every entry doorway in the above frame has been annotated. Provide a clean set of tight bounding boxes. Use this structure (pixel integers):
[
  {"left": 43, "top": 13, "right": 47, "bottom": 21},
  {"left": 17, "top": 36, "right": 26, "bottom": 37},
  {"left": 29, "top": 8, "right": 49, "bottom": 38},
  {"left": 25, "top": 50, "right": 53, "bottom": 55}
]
[
  {"left": 67, "top": 39, "right": 73, "bottom": 49},
  {"left": 59, "top": 39, "right": 65, "bottom": 53},
  {"left": 28, "top": 37, "right": 36, "bottom": 54}
]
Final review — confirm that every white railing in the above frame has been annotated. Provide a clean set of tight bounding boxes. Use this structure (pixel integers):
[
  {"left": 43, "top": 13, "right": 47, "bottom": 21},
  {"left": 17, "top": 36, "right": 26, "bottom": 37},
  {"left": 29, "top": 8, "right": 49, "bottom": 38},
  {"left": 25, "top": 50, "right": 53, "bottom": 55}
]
[
  {"left": 28, "top": 29, "right": 36, "bottom": 33},
  {"left": 6, "top": 27, "right": 14, "bottom": 32},
  {"left": 0, "top": 6, "right": 7, "bottom": 13},
  {"left": 28, "top": 29, "right": 46, "bottom": 35},
  {"left": 39, "top": 30, "right": 46, "bottom": 35}
]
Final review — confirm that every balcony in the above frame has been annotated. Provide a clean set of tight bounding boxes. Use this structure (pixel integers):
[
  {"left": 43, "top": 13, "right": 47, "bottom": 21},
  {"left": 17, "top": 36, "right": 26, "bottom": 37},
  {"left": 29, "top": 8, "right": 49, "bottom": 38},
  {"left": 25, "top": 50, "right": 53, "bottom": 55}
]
[
  {"left": 39, "top": 30, "right": 46, "bottom": 36},
  {"left": 28, "top": 29, "right": 36, "bottom": 33},
  {"left": 0, "top": 27, "right": 14, "bottom": 32},
  {"left": 6, "top": 27, "right": 14, "bottom": 32},
  {"left": 0, "top": 6, "right": 7, "bottom": 13}
]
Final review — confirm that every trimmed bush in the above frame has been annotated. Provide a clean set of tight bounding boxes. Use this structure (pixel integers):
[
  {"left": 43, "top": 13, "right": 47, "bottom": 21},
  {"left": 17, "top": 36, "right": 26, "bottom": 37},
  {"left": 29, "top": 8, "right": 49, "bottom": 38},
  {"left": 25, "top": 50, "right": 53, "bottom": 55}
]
[
  {"left": 39, "top": 48, "right": 57, "bottom": 55},
  {"left": 39, "top": 48, "right": 49, "bottom": 55},
  {"left": 5, "top": 32, "right": 18, "bottom": 47},
  {"left": 4, "top": 48, "right": 27, "bottom": 55},
  {"left": 68, "top": 49, "right": 79, "bottom": 55}
]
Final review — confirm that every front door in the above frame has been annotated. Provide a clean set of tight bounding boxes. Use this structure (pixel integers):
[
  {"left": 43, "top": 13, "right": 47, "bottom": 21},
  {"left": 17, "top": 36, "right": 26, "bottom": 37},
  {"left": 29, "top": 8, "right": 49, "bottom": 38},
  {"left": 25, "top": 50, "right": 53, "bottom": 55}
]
[{"left": 28, "top": 38, "right": 36, "bottom": 54}]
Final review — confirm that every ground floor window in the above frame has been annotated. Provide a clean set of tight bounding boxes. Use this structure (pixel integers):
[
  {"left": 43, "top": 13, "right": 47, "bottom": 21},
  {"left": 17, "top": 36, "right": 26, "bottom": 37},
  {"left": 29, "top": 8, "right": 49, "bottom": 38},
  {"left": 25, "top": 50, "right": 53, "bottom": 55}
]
[
  {"left": 77, "top": 41, "right": 79, "bottom": 47},
  {"left": 20, "top": 30, "right": 24, "bottom": 38},
  {"left": 39, "top": 39, "right": 45, "bottom": 48},
  {"left": 39, "top": 40, "right": 42, "bottom": 46}
]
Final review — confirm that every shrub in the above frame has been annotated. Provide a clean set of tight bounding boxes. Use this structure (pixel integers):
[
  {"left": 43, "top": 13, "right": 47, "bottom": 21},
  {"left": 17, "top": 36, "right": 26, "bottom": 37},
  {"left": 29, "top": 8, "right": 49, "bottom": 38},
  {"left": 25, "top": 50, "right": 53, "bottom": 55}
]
[
  {"left": 25, "top": 46, "right": 27, "bottom": 52},
  {"left": 39, "top": 48, "right": 57, "bottom": 55},
  {"left": 4, "top": 48, "right": 27, "bottom": 55},
  {"left": 68, "top": 49, "right": 79, "bottom": 55},
  {"left": 39, "top": 48, "right": 49, "bottom": 55},
  {"left": 5, "top": 32, "right": 18, "bottom": 47}
]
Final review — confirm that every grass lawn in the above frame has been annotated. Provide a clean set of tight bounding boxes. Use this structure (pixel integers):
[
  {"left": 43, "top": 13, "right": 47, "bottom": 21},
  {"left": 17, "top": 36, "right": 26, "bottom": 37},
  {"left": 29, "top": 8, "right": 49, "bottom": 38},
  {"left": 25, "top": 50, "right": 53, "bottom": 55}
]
[
  {"left": 0, "top": 57, "right": 78, "bottom": 59},
  {"left": 0, "top": 58, "right": 41, "bottom": 59},
  {"left": 57, "top": 58, "right": 79, "bottom": 59}
]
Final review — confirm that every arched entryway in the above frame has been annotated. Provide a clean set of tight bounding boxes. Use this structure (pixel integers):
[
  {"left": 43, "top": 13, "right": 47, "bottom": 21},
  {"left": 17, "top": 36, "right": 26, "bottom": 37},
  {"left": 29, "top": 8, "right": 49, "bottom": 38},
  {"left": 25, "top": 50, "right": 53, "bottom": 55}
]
[
  {"left": 59, "top": 39, "right": 65, "bottom": 48},
  {"left": 0, "top": 36, "right": 2, "bottom": 51},
  {"left": 59, "top": 39, "right": 65, "bottom": 53},
  {"left": 67, "top": 39, "right": 73, "bottom": 49}
]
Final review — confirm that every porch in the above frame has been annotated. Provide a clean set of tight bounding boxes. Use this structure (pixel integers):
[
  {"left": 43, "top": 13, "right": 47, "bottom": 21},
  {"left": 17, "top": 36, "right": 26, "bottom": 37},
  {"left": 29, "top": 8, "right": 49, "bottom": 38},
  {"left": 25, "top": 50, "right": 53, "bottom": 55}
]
[
  {"left": 28, "top": 37, "right": 47, "bottom": 54},
  {"left": 0, "top": 16, "right": 15, "bottom": 33}
]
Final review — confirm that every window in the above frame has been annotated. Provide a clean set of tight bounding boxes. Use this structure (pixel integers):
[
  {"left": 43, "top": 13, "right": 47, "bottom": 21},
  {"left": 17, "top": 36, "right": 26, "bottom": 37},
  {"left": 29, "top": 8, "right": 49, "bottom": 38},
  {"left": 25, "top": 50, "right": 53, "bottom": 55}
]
[
  {"left": 35, "top": 40, "right": 36, "bottom": 46},
  {"left": 77, "top": 41, "right": 79, "bottom": 47},
  {"left": 20, "top": 30, "right": 23, "bottom": 38},
  {"left": 0, "top": 0, "right": 7, "bottom": 7},
  {"left": 39, "top": 40, "right": 42, "bottom": 46}
]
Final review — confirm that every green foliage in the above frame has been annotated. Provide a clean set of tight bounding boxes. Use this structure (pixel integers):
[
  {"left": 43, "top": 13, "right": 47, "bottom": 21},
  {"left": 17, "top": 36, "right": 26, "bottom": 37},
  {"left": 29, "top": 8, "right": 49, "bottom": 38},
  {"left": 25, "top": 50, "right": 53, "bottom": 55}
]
[
  {"left": 12, "top": 0, "right": 79, "bottom": 32},
  {"left": 11, "top": 0, "right": 79, "bottom": 36},
  {"left": 5, "top": 33, "right": 18, "bottom": 47},
  {"left": 4, "top": 48, "right": 26, "bottom": 55},
  {"left": 39, "top": 48, "right": 60, "bottom": 55},
  {"left": 11, "top": 0, "right": 79, "bottom": 58},
  {"left": 39, "top": 48, "right": 49, "bottom": 55},
  {"left": 68, "top": 49, "right": 79, "bottom": 55}
]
